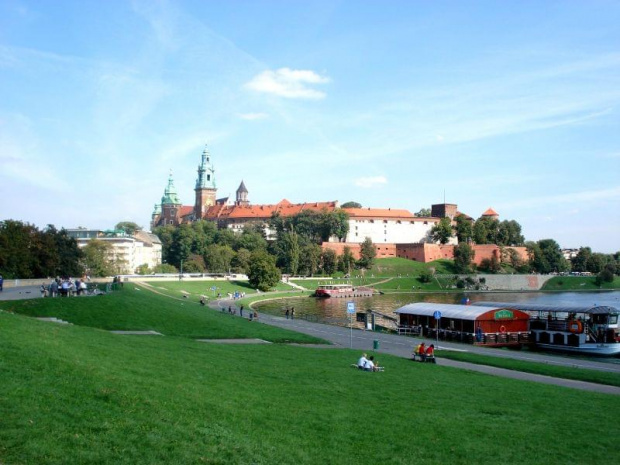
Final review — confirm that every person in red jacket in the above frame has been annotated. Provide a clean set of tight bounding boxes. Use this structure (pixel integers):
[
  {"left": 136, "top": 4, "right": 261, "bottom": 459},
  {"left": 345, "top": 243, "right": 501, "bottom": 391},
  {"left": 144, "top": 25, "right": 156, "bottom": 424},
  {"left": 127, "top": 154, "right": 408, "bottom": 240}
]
[{"left": 425, "top": 344, "right": 435, "bottom": 361}]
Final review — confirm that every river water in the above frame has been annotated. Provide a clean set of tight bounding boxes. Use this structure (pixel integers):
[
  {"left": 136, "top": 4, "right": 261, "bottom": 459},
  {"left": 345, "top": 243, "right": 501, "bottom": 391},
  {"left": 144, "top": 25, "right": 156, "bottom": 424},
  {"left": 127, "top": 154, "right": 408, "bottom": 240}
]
[{"left": 254, "top": 290, "right": 620, "bottom": 323}]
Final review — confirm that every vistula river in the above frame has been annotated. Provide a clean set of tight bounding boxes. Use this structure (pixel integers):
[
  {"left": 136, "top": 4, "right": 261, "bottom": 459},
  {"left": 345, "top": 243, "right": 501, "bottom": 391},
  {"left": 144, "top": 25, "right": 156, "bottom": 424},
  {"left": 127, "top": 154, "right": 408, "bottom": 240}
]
[{"left": 254, "top": 290, "right": 620, "bottom": 326}]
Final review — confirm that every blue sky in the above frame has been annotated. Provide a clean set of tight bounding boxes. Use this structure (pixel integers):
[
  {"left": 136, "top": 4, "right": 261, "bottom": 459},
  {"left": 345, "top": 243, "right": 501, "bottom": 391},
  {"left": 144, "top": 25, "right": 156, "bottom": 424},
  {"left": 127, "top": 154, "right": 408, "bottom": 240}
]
[{"left": 1, "top": 0, "right": 618, "bottom": 252}]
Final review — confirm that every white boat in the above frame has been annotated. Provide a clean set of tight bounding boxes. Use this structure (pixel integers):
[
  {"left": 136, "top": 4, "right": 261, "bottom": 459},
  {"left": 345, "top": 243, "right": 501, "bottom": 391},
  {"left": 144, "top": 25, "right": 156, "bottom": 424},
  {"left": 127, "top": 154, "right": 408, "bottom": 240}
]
[
  {"left": 474, "top": 302, "right": 620, "bottom": 356},
  {"left": 314, "top": 284, "right": 374, "bottom": 298}
]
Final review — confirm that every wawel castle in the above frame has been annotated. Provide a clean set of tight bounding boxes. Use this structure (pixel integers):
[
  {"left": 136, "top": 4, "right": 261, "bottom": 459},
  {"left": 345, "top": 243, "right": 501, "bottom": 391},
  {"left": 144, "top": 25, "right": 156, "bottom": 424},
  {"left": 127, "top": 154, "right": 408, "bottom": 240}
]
[{"left": 151, "top": 146, "right": 525, "bottom": 265}]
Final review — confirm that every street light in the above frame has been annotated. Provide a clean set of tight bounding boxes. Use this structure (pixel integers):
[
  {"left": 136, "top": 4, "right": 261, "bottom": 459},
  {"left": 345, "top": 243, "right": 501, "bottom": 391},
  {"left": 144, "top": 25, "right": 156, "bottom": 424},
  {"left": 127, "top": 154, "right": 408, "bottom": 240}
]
[{"left": 179, "top": 259, "right": 184, "bottom": 281}]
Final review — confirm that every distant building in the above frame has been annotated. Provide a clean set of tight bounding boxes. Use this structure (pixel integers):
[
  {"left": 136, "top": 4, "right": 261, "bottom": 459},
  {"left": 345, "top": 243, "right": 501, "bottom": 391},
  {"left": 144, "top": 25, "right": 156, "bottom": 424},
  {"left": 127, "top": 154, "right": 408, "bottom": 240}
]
[{"left": 66, "top": 228, "right": 162, "bottom": 274}]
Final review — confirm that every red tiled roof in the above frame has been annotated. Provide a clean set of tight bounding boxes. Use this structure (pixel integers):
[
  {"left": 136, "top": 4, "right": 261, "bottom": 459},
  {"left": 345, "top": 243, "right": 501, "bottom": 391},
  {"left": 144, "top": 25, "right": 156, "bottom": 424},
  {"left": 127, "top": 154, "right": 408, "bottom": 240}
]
[
  {"left": 204, "top": 200, "right": 338, "bottom": 221},
  {"left": 482, "top": 207, "right": 499, "bottom": 217}
]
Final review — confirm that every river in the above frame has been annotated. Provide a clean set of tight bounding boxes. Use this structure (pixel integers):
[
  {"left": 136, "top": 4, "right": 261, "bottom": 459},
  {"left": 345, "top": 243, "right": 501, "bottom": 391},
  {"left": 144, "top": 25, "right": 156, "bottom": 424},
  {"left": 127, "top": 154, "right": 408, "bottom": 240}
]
[{"left": 254, "top": 290, "right": 620, "bottom": 323}]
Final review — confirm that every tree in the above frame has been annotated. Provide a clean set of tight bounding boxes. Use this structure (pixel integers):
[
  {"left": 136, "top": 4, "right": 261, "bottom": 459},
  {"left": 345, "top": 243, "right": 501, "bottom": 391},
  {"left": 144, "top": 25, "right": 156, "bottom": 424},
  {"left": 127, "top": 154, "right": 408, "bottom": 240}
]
[
  {"left": 571, "top": 247, "right": 592, "bottom": 272},
  {"left": 115, "top": 222, "right": 142, "bottom": 235},
  {"left": 338, "top": 246, "right": 356, "bottom": 274},
  {"left": 431, "top": 217, "right": 453, "bottom": 244},
  {"left": 299, "top": 244, "right": 322, "bottom": 276},
  {"left": 204, "top": 244, "right": 235, "bottom": 273},
  {"left": 231, "top": 248, "right": 252, "bottom": 274},
  {"left": 586, "top": 253, "right": 608, "bottom": 274},
  {"left": 454, "top": 243, "right": 475, "bottom": 274},
  {"left": 357, "top": 237, "right": 376, "bottom": 269},
  {"left": 454, "top": 215, "right": 473, "bottom": 244},
  {"left": 416, "top": 208, "right": 431, "bottom": 217},
  {"left": 478, "top": 256, "right": 501, "bottom": 273},
  {"left": 236, "top": 228, "right": 268, "bottom": 252},
  {"left": 473, "top": 217, "right": 499, "bottom": 244},
  {"left": 528, "top": 239, "right": 568, "bottom": 274},
  {"left": 321, "top": 249, "right": 337, "bottom": 275},
  {"left": 341, "top": 201, "right": 362, "bottom": 208},
  {"left": 82, "top": 240, "right": 118, "bottom": 277},
  {"left": 183, "top": 254, "right": 206, "bottom": 272},
  {"left": 497, "top": 220, "right": 524, "bottom": 246},
  {"left": 248, "top": 251, "right": 281, "bottom": 291}
]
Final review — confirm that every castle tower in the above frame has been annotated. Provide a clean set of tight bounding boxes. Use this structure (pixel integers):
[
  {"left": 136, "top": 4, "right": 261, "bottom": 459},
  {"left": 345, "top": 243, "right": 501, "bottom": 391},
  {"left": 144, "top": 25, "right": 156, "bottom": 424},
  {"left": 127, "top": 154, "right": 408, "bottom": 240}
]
[
  {"left": 161, "top": 171, "right": 182, "bottom": 226},
  {"left": 235, "top": 180, "right": 249, "bottom": 206},
  {"left": 194, "top": 145, "right": 217, "bottom": 219}
]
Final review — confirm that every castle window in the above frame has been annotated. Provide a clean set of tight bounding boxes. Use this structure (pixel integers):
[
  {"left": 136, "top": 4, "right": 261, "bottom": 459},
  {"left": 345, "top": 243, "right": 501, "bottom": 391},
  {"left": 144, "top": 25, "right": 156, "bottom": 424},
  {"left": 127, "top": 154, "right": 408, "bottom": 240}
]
[
  {"left": 207, "top": 174, "right": 210, "bottom": 181},
  {"left": 370, "top": 220, "right": 374, "bottom": 223},
  {"left": 424, "top": 221, "right": 428, "bottom": 225},
  {"left": 383, "top": 220, "right": 388, "bottom": 224}
]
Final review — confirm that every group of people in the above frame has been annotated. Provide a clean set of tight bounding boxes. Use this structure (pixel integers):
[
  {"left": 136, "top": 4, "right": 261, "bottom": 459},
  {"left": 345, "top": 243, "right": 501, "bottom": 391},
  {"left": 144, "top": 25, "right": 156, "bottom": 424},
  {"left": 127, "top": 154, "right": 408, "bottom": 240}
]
[
  {"left": 285, "top": 307, "right": 295, "bottom": 319},
  {"left": 41, "top": 277, "right": 88, "bottom": 298},
  {"left": 413, "top": 342, "right": 435, "bottom": 362},
  {"left": 356, "top": 353, "right": 381, "bottom": 372}
]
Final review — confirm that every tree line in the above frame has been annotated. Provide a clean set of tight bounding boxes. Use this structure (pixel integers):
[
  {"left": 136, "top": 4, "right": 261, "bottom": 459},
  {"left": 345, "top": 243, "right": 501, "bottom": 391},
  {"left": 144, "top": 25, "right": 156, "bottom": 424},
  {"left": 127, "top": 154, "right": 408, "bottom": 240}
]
[{"left": 152, "top": 210, "right": 377, "bottom": 291}]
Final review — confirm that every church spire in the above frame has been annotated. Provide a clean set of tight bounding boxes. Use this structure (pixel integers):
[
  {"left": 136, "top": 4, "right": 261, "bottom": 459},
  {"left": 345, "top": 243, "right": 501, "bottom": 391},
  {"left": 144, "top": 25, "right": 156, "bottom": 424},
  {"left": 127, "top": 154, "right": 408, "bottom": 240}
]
[
  {"left": 196, "top": 145, "right": 216, "bottom": 189},
  {"left": 161, "top": 170, "right": 181, "bottom": 205}
]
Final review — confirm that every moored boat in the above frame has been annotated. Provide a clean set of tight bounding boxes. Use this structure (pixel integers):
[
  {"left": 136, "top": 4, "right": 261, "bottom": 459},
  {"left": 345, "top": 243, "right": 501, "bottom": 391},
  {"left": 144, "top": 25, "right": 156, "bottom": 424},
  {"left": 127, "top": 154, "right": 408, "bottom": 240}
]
[
  {"left": 315, "top": 283, "right": 374, "bottom": 298},
  {"left": 474, "top": 302, "right": 620, "bottom": 356}
]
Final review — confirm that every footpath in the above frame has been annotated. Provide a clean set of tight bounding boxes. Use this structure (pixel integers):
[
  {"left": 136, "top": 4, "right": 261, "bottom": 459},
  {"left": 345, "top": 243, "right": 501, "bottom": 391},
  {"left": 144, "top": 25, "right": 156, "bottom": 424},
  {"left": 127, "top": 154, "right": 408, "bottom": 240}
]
[{"left": 211, "top": 298, "right": 620, "bottom": 396}]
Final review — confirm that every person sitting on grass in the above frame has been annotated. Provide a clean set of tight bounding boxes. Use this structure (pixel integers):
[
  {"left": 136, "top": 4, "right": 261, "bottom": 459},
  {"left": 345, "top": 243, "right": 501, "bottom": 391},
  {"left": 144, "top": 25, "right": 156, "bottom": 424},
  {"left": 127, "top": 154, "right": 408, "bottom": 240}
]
[
  {"left": 413, "top": 342, "right": 424, "bottom": 361},
  {"left": 364, "top": 356, "right": 376, "bottom": 372},
  {"left": 418, "top": 343, "right": 426, "bottom": 362},
  {"left": 357, "top": 353, "right": 369, "bottom": 370},
  {"left": 425, "top": 344, "right": 435, "bottom": 362}
]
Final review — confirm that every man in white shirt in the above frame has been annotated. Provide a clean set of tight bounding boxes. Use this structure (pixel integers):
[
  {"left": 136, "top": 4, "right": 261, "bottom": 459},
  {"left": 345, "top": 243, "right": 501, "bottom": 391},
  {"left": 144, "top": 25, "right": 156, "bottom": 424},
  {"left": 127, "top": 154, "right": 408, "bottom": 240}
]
[{"left": 357, "top": 353, "right": 368, "bottom": 370}]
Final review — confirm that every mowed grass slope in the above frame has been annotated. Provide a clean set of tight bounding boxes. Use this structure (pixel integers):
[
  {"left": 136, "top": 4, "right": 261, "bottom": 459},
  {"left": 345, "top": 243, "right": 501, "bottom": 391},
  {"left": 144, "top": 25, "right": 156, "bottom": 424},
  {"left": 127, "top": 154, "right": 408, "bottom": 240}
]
[
  {"left": 1, "top": 311, "right": 618, "bottom": 465},
  {"left": 1, "top": 286, "right": 323, "bottom": 343}
]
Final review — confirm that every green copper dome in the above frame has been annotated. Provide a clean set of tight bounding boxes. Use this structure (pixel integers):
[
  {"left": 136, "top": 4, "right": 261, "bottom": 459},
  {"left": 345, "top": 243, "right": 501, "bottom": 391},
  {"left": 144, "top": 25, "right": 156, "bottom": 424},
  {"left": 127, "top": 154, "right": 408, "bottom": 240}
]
[
  {"left": 161, "top": 172, "right": 181, "bottom": 205},
  {"left": 196, "top": 145, "right": 216, "bottom": 190}
]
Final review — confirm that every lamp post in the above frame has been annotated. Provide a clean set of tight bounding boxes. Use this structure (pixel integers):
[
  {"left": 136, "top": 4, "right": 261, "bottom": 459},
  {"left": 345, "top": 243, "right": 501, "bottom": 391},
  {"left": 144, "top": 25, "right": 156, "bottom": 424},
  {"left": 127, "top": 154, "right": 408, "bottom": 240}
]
[{"left": 179, "top": 259, "right": 184, "bottom": 281}]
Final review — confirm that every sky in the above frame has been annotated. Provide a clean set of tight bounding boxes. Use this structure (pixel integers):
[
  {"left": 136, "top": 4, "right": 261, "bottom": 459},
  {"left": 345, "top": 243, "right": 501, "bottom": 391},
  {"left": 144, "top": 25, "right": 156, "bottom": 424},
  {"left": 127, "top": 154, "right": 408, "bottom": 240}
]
[{"left": 0, "top": 0, "right": 619, "bottom": 253}]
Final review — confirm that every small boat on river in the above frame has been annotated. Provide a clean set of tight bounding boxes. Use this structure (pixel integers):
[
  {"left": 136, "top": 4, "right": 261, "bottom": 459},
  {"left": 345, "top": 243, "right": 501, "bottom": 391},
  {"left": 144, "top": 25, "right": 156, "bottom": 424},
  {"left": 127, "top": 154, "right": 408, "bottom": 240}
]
[
  {"left": 315, "top": 283, "right": 374, "bottom": 298},
  {"left": 474, "top": 302, "right": 620, "bottom": 356}
]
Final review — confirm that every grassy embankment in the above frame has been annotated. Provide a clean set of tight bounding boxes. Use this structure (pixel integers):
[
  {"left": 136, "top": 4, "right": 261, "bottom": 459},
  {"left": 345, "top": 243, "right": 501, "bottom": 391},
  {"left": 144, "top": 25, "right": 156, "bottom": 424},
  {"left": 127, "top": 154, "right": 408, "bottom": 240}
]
[
  {"left": 1, "top": 285, "right": 323, "bottom": 343},
  {"left": 1, "top": 289, "right": 619, "bottom": 464},
  {"left": 437, "top": 350, "right": 620, "bottom": 387},
  {"left": 292, "top": 258, "right": 458, "bottom": 292},
  {"left": 542, "top": 275, "right": 620, "bottom": 291}
]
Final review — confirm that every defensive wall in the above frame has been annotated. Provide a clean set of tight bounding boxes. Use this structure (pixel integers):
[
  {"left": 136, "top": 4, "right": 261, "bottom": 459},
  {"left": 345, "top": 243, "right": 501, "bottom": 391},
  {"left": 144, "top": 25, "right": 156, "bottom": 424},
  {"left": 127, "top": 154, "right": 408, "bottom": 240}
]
[
  {"left": 477, "top": 274, "right": 555, "bottom": 291},
  {"left": 321, "top": 242, "right": 528, "bottom": 266}
]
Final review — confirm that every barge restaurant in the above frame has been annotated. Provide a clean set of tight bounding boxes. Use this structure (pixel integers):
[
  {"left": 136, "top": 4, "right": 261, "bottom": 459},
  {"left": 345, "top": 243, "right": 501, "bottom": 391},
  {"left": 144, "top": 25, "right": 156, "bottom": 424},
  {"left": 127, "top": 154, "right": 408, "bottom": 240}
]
[{"left": 394, "top": 302, "right": 530, "bottom": 347}]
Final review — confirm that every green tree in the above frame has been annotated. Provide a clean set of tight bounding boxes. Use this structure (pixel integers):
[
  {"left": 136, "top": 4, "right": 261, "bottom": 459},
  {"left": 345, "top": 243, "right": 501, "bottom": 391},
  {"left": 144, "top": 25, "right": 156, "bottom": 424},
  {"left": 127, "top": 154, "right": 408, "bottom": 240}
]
[
  {"left": 115, "top": 221, "right": 142, "bottom": 235},
  {"left": 321, "top": 249, "right": 337, "bottom": 275},
  {"left": 338, "top": 246, "right": 356, "bottom": 274},
  {"left": 236, "top": 228, "right": 268, "bottom": 252},
  {"left": 416, "top": 208, "right": 431, "bottom": 217},
  {"left": 454, "top": 215, "right": 473, "bottom": 244},
  {"left": 204, "top": 244, "right": 235, "bottom": 273},
  {"left": 82, "top": 240, "right": 118, "bottom": 277},
  {"left": 528, "top": 239, "right": 568, "bottom": 274},
  {"left": 183, "top": 254, "right": 206, "bottom": 273},
  {"left": 136, "top": 263, "right": 151, "bottom": 275},
  {"left": 454, "top": 243, "right": 475, "bottom": 274},
  {"left": 473, "top": 217, "right": 499, "bottom": 244},
  {"left": 478, "top": 256, "right": 501, "bottom": 273},
  {"left": 357, "top": 237, "right": 376, "bottom": 269},
  {"left": 299, "top": 244, "right": 322, "bottom": 276},
  {"left": 586, "top": 253, "right": 608, "bottom": 274},
  {"left": 431, "top": 217, "right": 453, "bottom": 245},
  {"left": 248, "top": 251, "right": 281, "bottom": 291},
  {"left": 497, "top": 220, "right": 524, "bottom": 246},
  {"left": 571, "top": 247, "right": 592, "bottom": 272},
  {"left": 231, "top": 248, "right": 252, "bottom": 274},
  {"left": 341, "top": 201, "right": 362, "bottom": 208}
]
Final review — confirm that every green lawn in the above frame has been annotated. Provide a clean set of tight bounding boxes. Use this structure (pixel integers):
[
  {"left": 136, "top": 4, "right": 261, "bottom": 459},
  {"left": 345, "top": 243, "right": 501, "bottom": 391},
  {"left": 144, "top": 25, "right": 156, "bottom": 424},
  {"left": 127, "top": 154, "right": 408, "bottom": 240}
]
[
  {"left": 437, "top": 350, "right": 620, "bottom": 387},
  {"left": 1, "top": 309, "right": 618, "bottom": 464},
  {"left": 0, "top": 286, "right": 323, "bottom": 343},
  {"left": 542, "top": 276, "right": 620, "bottom": 291}
]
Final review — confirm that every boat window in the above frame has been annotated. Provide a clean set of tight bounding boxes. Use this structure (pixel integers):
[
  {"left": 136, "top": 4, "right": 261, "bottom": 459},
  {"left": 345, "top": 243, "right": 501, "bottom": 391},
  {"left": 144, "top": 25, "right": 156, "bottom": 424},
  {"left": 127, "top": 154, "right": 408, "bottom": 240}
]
[{"left": 610, "top": 315, "right": 618, "bottom": 325}]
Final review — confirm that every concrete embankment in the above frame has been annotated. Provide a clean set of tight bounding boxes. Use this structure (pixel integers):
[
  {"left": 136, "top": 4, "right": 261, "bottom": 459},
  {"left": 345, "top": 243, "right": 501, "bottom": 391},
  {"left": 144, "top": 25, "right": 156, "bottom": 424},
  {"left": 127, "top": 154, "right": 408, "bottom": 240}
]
[{"left": 477, "top": 274, "right": 554, "bottom": 291}]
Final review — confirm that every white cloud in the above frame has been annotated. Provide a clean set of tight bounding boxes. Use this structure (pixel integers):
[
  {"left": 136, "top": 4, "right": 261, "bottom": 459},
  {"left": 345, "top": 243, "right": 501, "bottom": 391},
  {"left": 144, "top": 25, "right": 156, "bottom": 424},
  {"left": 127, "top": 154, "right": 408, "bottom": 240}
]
[
  {"left": 238, "top": 112, "right": 269, "bottom": 120},
  {"left": 354, "top": 176, "right": 388, "bottom": 188},
  {"left": 244, "top": 67, "right": 329, "bottom": 99}
]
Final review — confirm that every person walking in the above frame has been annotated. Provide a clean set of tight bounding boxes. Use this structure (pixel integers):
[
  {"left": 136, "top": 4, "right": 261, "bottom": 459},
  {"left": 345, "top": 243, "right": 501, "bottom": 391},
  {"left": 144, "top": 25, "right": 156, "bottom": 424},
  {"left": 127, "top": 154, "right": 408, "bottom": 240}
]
[
  {"left": 240, "top": 305, "right": 244, "bottom": 317},
  {"left": 285, "top": 308, "right": 290, "bottom": 319},
  {"left": 0, "top": 275, "right": 4, "bottom": 292},
  {"left": 291, "top": 307, "right": 295, "bottom": 320}
]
